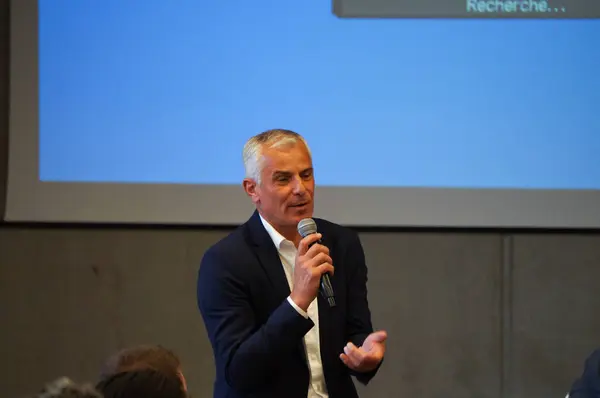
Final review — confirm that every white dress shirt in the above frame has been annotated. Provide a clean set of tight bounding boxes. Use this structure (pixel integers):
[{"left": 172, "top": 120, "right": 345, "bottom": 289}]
[{"left": 260, "top": 215, "right": 328, "bottom": 398}]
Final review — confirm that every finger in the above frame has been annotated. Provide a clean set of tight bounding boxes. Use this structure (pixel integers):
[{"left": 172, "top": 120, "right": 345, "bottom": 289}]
[
  {"left": 340, "top": 348, "right": 359, "bottom": 369},
  {"left": 305, "top": 242, "right": 329, "bottom": 259},
  {"left": 343, "top": 342, "right": 357, "bottom": 356},
  {"left": 344, "top": 343, "right": 365, "bottom": 367},
  {"left": 340, "top": 353, "right": 349, "bottom": 363},
  {"left": 309, "top": 252, "right": 333, "bottom": 269},
  {"left": 339, "top": 353, "right": 352, "bottom": 368},
  {"left": 369, "top": 330, "right": 388, "bottom": 344},
  {"left": 297, "top": 233, "right": 322, "bottom": 255},
  {"left": 315, "top": 262, "right": 334, "bottom": 276}
]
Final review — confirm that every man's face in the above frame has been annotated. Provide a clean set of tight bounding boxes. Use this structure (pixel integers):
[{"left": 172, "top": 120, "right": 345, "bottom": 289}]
[{"left": 244, "top": 142, "right": 315, "bottom": 231}]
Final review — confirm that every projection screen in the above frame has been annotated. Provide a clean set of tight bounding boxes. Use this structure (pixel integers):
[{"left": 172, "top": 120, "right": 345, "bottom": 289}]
[{"left": 5, "top": 0, "right": 600, "bottom": 228}]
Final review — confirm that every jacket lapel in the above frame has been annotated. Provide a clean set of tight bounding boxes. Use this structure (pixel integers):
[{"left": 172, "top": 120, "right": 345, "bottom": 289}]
[{"left": 244, "top": 211, "right": 291, "bottom": 303}]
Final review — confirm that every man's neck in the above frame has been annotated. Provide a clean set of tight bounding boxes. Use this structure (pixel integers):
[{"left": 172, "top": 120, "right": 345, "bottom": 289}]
[
  {"left": 276, "top": 224, "right": 300, "bottom": 245},
  {"left": 260, "top": 213, "right": 301, "bottom": 246}
]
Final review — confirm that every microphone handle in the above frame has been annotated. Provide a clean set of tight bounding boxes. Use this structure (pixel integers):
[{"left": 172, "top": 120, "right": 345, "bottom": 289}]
[
  {"left": 310, "top": 238, "right": 336, "bottom": 307},
  {"left": 320, "top": 273, "right": 336, "bottom": 307}
]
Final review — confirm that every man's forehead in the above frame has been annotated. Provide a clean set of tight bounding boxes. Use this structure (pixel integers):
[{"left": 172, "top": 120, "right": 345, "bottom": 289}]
[{"left": 262, "top": 140, "right": 309, "bottom": 156}]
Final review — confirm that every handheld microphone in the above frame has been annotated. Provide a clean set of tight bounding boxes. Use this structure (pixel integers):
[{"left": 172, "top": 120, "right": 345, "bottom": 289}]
[{"left": 297, "top": 218, "right": 336, "bottom": 307}]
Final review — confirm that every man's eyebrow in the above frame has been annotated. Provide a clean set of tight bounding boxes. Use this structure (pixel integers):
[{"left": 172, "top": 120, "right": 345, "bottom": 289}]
[
  {"left": 272, "top": 170, "right": 292, "bottom": 177},
  {"left": 272, "top": 168, "right": 313, "bottom": 176}
]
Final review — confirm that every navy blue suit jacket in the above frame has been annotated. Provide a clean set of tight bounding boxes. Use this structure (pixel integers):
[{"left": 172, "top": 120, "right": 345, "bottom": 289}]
[
  {"left": 569, "top": 349, "right": 600, "bottom": 398},
  {"left": 197, "top": 211, "right": 381, "bottom": 398}
]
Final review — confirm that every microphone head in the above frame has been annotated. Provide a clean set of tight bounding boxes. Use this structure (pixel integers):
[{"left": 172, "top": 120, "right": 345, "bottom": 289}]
[{"left": 297, "top": 218, "right": 317, "bottom": 238}]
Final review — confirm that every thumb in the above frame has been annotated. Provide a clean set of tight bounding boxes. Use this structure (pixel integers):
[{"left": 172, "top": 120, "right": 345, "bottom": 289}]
[{"left": 368, "top": 330, "right": 388, "bottom": 343}]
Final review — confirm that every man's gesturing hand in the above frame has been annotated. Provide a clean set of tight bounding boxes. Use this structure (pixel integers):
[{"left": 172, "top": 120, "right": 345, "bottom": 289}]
[
  {"left": 340, "top": 330, "right": 387, "bottom": 373},
  {"left": 289, "top": 233, "right": 334, "bottom": 312}
]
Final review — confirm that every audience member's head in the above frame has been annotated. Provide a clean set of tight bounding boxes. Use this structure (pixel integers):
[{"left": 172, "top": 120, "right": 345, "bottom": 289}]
[
  {"left": 98, "top": 345, "right": 186, "bottom": 391},
  {"left": 34, "top": 377, "right": 102, "bottom": 398},
  {"left": 96, "top": 369, "right": 186, "bottom": 398}
]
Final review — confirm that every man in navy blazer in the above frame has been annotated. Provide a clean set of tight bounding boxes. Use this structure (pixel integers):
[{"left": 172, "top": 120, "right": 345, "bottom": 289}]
[
  {"left": 197, "top": 129, "right": 387, "bottom": 398},
  {"left": 568, "top": 349, "right": 600, "bottom": 397}
]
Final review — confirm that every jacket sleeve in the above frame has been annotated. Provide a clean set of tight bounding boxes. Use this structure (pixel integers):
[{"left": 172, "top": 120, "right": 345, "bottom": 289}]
[
  {"left": 197, "top": 246, "right": 314, "bottom": 393},
  {"left": 568, "top": 349, "right": 600, "bottom": 398},
  {"left": 343, "top": 230, "right": 384, "bottom": 385}
]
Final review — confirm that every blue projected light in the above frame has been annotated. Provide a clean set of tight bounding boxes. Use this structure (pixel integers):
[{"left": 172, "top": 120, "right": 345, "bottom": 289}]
[{"left": 39, "top": 1, "right": 600, "bottom": 189}]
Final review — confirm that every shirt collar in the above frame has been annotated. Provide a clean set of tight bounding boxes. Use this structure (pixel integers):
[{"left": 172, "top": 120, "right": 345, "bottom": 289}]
[{"left": 259, "top": 214, "right": 292, "bottom": 250}]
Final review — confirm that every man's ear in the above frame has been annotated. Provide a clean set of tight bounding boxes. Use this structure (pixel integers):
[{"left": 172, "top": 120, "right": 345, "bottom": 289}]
[{"left": 242, "top": 178, "right": 260, "bottom": 205}]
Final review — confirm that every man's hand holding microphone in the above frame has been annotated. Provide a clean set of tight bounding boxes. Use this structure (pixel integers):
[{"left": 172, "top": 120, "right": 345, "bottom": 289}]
[{"left": 289, "top": 232, "right": 333, "bottom": 312}]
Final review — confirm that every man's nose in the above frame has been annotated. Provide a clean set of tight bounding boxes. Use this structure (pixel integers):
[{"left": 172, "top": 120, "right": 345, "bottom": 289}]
[{"left": 291, "top": 176, "right": 306, "bottom": 194}]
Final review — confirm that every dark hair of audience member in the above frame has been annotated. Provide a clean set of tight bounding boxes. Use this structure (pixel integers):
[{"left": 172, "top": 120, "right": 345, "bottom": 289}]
[
  {"left": 96, "top": 368, "right": 186, "bottom": 398},
  {"left": 98, "top": 344, "right": 185, "bottom": 389}
]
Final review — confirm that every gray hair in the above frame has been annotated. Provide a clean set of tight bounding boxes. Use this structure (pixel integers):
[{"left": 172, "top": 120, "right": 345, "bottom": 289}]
[
  {"left": 34, "top": 377, "right": 103, "bottom": 398},
  {"left": 242, "top": 129, "right": 312, "bottom": 185}
]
